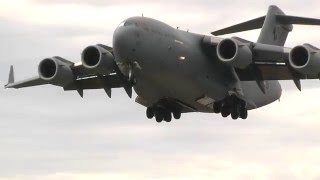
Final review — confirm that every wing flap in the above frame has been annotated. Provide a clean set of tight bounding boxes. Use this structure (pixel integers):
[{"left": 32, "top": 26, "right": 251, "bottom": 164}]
[
  {"left": 236, "top": 63, "right": 312, "bottom": 81},
  {"left": 64, "top": 74, "right": 124, "bottom": 91},
  {"left": 4, "top": 45, "right": 131, "bottom": 96}
]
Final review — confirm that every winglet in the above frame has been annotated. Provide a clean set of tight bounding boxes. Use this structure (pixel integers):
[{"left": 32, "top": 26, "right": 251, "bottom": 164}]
[
  {"left": 5, "top": 66, "right": 14, "bottom": 88},
  {"left": 8, "top": 65, "right": 14, "bottom": 84}
]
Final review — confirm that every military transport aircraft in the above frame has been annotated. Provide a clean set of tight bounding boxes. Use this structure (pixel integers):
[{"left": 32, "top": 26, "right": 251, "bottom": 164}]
[{"left": 5, "top": 6, "right": 320, "bottom": 122}]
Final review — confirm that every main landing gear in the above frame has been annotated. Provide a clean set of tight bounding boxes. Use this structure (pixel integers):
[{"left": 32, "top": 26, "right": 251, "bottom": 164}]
[
  {"left": 213, "top": 95, "right": 248, "bottom": 120},
  {"left": 146, "top": 107, "right": 181, "bottom": 123}
]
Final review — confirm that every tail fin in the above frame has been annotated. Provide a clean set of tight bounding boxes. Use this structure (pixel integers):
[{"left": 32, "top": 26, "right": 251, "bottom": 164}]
[
  {"left": 211, "top": 5, "right": 320, "bottom": 46},
  {"left": 257, "top": 6, "right": 292, "bottom": 46}
]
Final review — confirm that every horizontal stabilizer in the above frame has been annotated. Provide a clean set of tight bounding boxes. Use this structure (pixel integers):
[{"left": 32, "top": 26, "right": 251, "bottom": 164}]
[
  {"left": 211, "top": 16, "right": 266, "bottom": 36},
  {"left": 276, "top": 15, "right": 320, "bottom": 25},
  {"left": 212, "top": 13, "right": 320, "bottom": 36}
]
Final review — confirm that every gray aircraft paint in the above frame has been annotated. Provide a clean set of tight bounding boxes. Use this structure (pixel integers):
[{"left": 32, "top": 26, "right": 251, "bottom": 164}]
[
  {"left": 113, "top": 17, "right": 281, "bottom": 111},
  {"left": 5, "top": 5, "right": 320, "bottom": 120},
  {"left": 258, "top": 5, "right": 293, "bottom": 46}
]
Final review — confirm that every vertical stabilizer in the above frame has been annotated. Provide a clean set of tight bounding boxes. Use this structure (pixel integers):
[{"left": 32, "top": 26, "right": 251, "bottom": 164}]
[{"left": 257, "top": 5, "right": 293, "bottom": 46}]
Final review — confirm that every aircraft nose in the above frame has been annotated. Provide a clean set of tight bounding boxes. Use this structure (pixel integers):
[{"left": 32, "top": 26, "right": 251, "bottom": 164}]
[{"left": 113, "top": 26, "right": 138, "bottom": 63}]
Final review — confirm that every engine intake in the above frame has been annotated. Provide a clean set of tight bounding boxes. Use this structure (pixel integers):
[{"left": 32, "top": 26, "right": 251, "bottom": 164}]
[
  {"left": 289, "top": 44, "right": 320, "bottom": 76},
  {"left": 81, "top": 45, "right": 114, "bottom": 75},
  {"left": 39, "top": 58, "right": 57, "bottom": 79},
  {"left": 38, "top": 57, "right": 74, "bottom": 86},
  {"left": 217, "top": 38, "right": 252, "bottom": 69}
]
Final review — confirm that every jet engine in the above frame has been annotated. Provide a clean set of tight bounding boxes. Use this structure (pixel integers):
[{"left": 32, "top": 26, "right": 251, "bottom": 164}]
[
  {"left": 81, "top": 45, "right": 115, "bottom": 75},
  {"left": 289, "top": 44, "right": 320, "bottom": 76},
  {"left": 38, "top": 57, "right": 74, "bottom": 86},
  {"left": 216, "top": 38, "right": 252, "bottom": 69}
]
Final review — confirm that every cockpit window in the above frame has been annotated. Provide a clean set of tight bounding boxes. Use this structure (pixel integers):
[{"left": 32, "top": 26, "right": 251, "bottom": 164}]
[
  {"left": 118, "top": 21, "right": 125, "bottom": 28},
  {"left": 118, "top": 19, "right": 138, "bottom": 28}
]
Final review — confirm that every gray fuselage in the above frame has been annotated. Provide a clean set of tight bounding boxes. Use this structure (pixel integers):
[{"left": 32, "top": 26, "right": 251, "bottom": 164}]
[{"left": 113, "top": 17, "right": 282, "bottom": 112}]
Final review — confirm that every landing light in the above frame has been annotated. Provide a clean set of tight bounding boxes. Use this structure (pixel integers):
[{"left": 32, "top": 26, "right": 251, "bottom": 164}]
[{"left": 179, "top": 56, "right": 186, "bottom": 61}]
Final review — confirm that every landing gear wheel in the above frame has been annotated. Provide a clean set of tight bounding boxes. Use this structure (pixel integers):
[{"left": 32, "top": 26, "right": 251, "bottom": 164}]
[
  {"left": 231, "top": 104, "right": 240, "bottom": 120},
  {"left": 240, "top": 110, "right": 248, "bottom": 119},
  {"left": 219, "top": 95, "right": 249, "bottom": 120},
  {"left": 164, "top": 111, "right": 172, "bottom": 122},
  {"left": 213, "top": 102, "right": 222, "bottom": 114},
  {"left": 146, "top": 108, "right": 154, "bottom": 119},
  {"left": 239, "top": 101, "right": 248, "bottom": 119},
  {"left": 173, "top": 111, "right": 181, "bottom": 119},
  {"left": 231, "top": 109, "right": 239, "bottom": 120},
  {"left": 155, "top": 111, "right": 163, "bottom": 123},
  {"left": 221, "top": 105, "right": 230, "bottom": 118},
  {"left": 240, "top": 109, "right": 248, "bottom": 119}
]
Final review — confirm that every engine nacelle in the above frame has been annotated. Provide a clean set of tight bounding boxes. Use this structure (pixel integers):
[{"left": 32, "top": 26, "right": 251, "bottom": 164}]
[
  {"left": 289, "top": 44, "right": 320, "bottom": 76},
  {"left": 81, "top": 45, "right": 114, "bottom": 75},
  {"left": 216, "top": 38, "right": 252, "bottom": 69},
  {"left": 38, "top": 57, "right": 74, "bottom": 87}
]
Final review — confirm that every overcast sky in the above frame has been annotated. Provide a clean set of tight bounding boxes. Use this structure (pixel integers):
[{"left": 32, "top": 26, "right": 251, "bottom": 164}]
[{"left": 1, "top": 0, "right": 320, "bottom": 180}]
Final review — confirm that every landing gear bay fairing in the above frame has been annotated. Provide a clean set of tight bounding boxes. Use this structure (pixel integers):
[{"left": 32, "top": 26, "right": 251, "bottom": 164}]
[{"left": 5, "top": 6, "right": 320, "bottom": 122}]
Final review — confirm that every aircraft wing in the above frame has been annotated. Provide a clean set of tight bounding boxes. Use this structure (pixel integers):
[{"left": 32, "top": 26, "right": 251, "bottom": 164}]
[
  {"left": 5, "top": 76, "right": 46, "bottom": 89},
  {"left": 208, "top": 11, "right": 320, "bottom": 92},
  {"left": 238, "top": 42, "right": 319, "bottom": 92},
  {"left": 5, "top": 45, "right": 133, "bottom": 98},
  {"left": 5, "top": 66, "right": 47, "bottom": 89},
  {"left": 234, "top": 62, "right": 313, "bottom": 92},
  {"left": 234, "top": 42, "right": 318, "bottom": 81},
  {"left": 204, "top": 36, "right": 320, "bottom": 92},
  {"left": 5, "top": 65, "right": 125, "bottom": 98}
]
